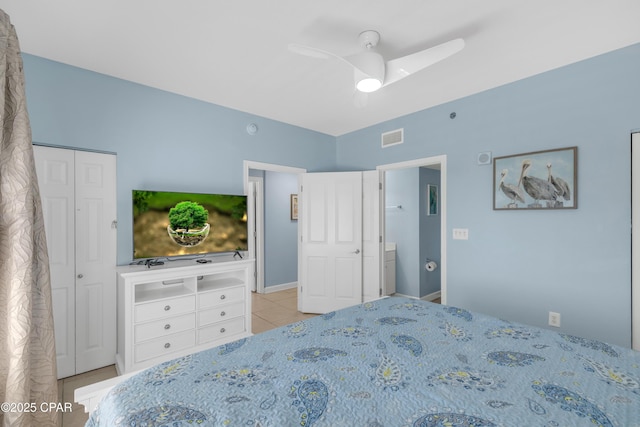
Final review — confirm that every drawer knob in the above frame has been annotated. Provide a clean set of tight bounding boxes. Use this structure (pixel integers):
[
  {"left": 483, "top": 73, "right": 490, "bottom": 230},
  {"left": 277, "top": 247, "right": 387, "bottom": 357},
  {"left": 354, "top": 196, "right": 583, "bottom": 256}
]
[
  {"left": 164, "top": 324, "right": 171, "bottom": 330},
  {"left": 220, "top": 294, "right": 226, "bottom": 300},
  {"left": 220, "top": 327, "right": 226, "bottom": 333},
  {"left": 220, "top": 311, "right": 226, "bottom": 317},
  {"left": 164, "top": 343, "right": 171, "bottom": 349},
  {"left": 164, "top": 305, "right": 171, "bottom": 311}
]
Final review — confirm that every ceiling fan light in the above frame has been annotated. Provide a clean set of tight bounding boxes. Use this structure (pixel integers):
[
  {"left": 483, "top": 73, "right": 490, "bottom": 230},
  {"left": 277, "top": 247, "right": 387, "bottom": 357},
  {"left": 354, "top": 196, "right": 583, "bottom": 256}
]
[{"left": 356, "top": 77, "right": 382, "bottom": 93}]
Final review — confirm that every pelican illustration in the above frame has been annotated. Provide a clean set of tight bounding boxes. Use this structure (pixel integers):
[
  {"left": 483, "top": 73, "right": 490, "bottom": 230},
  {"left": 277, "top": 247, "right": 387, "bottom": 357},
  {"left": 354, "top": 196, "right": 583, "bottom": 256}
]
[
  {"left": 547, "top": 163, "right": 571, "bottom": 203},
  {"left": 518, "top": 159, "right": 558, "bottom": 208},
  {"left": 498, "top": 169, "right": 525, "bottom": 208}
]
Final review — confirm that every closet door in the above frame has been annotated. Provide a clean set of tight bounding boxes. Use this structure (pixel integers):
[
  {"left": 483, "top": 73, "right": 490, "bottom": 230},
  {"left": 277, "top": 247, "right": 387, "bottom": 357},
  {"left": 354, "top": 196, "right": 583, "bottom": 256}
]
[
  {"left": 34, "top": 146, "right": 76, "bottom": 379},
  {"left": 74, "top": 150, "right": 117, "bottom": 373},
  {"left": 34, "top": 146, "right": 117, "bottom": 378}
]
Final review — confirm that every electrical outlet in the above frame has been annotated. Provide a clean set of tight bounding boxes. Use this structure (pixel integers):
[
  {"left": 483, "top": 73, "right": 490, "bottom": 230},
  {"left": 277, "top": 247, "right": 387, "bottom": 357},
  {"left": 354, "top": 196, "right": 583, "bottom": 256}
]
[
  {"left": 452, "top": 228, "right": 469, "bottom": 240},
  {"left": 548, "top": 311, "right": 561, "bottom": 328}
]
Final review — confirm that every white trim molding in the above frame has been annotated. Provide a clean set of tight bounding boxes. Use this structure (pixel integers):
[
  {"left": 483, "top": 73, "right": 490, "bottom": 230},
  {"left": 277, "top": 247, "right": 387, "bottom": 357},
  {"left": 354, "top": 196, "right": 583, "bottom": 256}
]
[{"left": 262, "top": 282, "right": 298, "bottom": 294}]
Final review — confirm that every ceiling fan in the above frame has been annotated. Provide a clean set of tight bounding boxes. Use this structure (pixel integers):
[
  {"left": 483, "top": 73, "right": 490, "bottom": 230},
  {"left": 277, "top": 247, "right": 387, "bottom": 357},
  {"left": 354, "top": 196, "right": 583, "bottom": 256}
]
[{"left": 288, "top": 30, "right": 465, "bottom": 96}]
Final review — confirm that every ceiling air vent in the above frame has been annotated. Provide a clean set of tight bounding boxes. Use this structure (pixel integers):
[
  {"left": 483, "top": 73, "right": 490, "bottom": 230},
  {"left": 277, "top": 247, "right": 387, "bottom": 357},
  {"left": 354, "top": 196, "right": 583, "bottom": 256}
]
[{"left": 381, "top": 128, "right": 403, "bottom": 148}]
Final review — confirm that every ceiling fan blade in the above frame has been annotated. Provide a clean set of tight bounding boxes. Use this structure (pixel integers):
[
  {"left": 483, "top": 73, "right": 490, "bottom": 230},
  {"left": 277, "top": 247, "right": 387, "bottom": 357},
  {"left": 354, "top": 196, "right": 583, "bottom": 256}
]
[
  {"left": 288, "top": 43, "right": 359, "bottom": 72},
  {"left": 384, "top": 38, "right": 465, "bottom": 86},
  {"left": 287, "top": 43, "right": 335, "bottom": 60}
]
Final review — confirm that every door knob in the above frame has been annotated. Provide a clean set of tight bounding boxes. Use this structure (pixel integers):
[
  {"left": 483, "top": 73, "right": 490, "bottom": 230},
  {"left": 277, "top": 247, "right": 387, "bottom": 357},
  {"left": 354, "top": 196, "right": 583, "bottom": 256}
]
[
  {"left": 77, "top": 274, "right": 84, "bottom": 279},
  {"left": 353, "top": 249, "right": 360, "bottom": 254}
]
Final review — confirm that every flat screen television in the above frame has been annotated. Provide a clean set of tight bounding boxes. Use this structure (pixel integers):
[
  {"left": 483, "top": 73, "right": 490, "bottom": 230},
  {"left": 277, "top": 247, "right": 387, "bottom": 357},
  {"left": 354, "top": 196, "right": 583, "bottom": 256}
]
[{"left": 132, "top": 190, "right": 248, "bottom": 260}]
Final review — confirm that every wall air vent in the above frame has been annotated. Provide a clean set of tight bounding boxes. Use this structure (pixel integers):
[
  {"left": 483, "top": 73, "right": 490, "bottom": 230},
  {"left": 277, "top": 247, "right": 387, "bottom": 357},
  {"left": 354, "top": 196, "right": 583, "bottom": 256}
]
[{"left": 381, "top": 128, "right": 404, "bottom": 148}]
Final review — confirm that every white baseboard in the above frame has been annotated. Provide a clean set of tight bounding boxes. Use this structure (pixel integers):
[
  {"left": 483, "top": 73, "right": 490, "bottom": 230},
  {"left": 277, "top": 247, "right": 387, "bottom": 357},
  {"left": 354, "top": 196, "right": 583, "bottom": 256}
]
[
  {"left": 261, "top": 284, "right": 439, "bottom": 301},
  {"left": 391, "top": 292, "right": 418, "bottom": 300},
  {"left": 421, "top": 290, "right": 442, "bottom": 302},
  {"left": 391, "top": 291, "right": 441, "bottom": 302},
  {"left": 262, "top": 281, "right": 297, "bottom": 294}
]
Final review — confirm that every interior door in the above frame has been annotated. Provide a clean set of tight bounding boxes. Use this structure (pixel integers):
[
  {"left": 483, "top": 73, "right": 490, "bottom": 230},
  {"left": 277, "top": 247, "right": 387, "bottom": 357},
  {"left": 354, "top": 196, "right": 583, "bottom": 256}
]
[
  {"left": 299, "top": 172, "right": 363, "bottom": 313},
  {"left": 74, "top": 150, "right": 117, "bottom": 373},
  {"left": 33, "top": 146, "right": 76, "bottom": 379}
]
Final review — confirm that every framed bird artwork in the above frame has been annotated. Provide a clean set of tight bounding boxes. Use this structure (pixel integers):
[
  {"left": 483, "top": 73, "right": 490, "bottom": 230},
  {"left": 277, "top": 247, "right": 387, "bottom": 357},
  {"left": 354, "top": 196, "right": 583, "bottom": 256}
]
[{"left": 493, "top": 146, "right": 577, "bottom": 210}]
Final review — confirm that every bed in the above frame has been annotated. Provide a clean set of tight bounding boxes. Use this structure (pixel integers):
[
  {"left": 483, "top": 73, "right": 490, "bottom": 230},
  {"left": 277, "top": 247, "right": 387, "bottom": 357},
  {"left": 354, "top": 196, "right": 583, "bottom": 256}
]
[{"left": 85, "top": 296, "right": 640, "bottom": 426}]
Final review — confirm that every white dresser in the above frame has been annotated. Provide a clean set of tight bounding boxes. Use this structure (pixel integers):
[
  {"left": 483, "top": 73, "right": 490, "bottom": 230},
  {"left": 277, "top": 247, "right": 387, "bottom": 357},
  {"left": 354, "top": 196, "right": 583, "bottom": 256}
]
[{"left": 116, "top": 257, "right": 253, "bottom": 374}]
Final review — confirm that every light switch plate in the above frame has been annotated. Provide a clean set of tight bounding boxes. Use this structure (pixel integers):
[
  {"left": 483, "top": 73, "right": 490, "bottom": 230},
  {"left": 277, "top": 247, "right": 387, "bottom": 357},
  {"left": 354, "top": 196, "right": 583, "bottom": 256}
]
[{"left": 453, "top": 228, "right": 469, "bottom": 240}]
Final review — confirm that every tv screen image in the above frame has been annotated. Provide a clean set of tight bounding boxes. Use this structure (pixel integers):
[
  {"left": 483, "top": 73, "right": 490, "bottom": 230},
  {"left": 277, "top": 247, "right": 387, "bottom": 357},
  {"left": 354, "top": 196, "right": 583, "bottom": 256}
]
[{"left": 132, "top": 190, "right": 248, "bottom": 259}]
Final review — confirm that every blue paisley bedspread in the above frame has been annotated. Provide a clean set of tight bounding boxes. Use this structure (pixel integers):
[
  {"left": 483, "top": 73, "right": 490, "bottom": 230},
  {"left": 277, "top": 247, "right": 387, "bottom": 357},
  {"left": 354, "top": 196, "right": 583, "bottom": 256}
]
[{"left": 87, "top": 297, "right": 640, "bottom": 426}]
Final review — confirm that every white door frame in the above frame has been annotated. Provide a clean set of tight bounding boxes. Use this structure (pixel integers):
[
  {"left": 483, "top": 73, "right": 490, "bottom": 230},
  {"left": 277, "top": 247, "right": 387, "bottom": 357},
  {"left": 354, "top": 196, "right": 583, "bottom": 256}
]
[
  {"left": 377, "top": 155, "right": 447, "bottom": 304},
  {"left": 631, "top": 132, "right": 639, "bottom": 351},
  {"left": 248, "top": 176, "right": 264, "bottom": 293},
  {"left": 243, "top": 161, "right": 307, "bottom": 294}
]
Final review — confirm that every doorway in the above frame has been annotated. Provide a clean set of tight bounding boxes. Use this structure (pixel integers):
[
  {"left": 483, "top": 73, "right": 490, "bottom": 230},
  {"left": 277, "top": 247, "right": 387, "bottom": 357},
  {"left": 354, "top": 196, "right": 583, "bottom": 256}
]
[
  {"left": 243, "top": 161, "right": 306, "bottom": 295},
  {"left": 378, "top": 155, "right": 447, "bottom": 304}
]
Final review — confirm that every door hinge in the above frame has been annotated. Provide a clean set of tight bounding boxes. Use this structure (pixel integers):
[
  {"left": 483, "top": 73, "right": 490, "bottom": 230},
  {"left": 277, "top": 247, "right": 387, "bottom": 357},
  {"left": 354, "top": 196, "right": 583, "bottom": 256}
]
[
  {"left": 379, "top": 288, "right": 383, "bottom": 297},
  {"left": 379, "top": 183, "right": 382, "bottom": 190},
  {"left": 379, "top": 236, "right": 382, "bottom": 243}
]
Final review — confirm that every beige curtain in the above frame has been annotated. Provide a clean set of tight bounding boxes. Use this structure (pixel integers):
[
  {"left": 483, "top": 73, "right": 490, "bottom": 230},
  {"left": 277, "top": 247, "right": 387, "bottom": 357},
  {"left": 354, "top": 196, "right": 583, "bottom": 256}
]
[{"left": 0, "top": 10, "right": 58, "bottom": 427}]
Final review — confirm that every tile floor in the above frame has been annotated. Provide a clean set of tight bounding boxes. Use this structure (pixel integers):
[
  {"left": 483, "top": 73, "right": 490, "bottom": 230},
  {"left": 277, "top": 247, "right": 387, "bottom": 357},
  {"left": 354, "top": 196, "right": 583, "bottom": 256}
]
[
  {"left": 57, "top": 364, "right": 117, "bottom": 426},
  {"left": 57, "top": 288, "right": 311, "bottom": 426},
  {"left": 251, "top": 287, "right": 316, "bottom": 333}
]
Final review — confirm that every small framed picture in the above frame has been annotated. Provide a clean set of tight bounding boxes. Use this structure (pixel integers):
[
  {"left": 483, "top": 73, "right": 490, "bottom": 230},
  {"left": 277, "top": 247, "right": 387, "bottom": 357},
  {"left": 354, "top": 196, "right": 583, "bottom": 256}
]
[
  {"left": 427, "top": 184, "right": 438, "bottom": 216},
  {"left": 290, "top": 194, "right": 298, "bottom": 220}
]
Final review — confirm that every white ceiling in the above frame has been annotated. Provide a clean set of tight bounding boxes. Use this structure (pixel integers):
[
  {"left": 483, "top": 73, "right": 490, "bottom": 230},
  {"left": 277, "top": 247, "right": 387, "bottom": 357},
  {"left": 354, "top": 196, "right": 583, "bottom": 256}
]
[{"left": 1, "top": 1, "right": 639, "bottom": 136}]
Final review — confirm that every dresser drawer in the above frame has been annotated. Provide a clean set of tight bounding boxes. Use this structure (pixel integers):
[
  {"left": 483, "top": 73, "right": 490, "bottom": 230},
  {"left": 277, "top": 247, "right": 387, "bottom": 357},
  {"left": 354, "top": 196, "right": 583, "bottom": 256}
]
[
  {"left": 198, "top": 317, "right": 245, "bottom": 345},
  {"left": 135, "top": 295, "right": 195, "bottom": 323},
  {"left": 134, "top": 313, "right": 196, "bottom": 343},
  {"left": 134, "top": 330, "right": 195, "bottom": 363},
  {"left": 198, "top": 301, "right": 244, "bottom": 327},
  {"left": 198, "top": 286, "right": 244, "bottom": 309}
]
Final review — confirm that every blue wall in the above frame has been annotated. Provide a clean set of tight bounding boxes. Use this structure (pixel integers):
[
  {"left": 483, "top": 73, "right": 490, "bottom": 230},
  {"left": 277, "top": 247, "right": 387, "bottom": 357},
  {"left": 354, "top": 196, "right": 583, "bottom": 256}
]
[
  {"left": 22, "top": 54, "right": 336, "bottom": 265},
  {"left": 420, "top": 168, "right": 441, "bottom": 297},
  {"left": 264, "top": 171, "right": 298, "bottom": 287},
  {"left": 385, "top": 168, "right": 420, "bottom": 297},
  {"left": 385, "top": 167, "right": 442, "bottom": 299},
  {"left": 337, "top": 43, "right": 640, "bottom": 347},
  {"left": 20, "top": 42, "right": 640, "bottom": 347}
]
